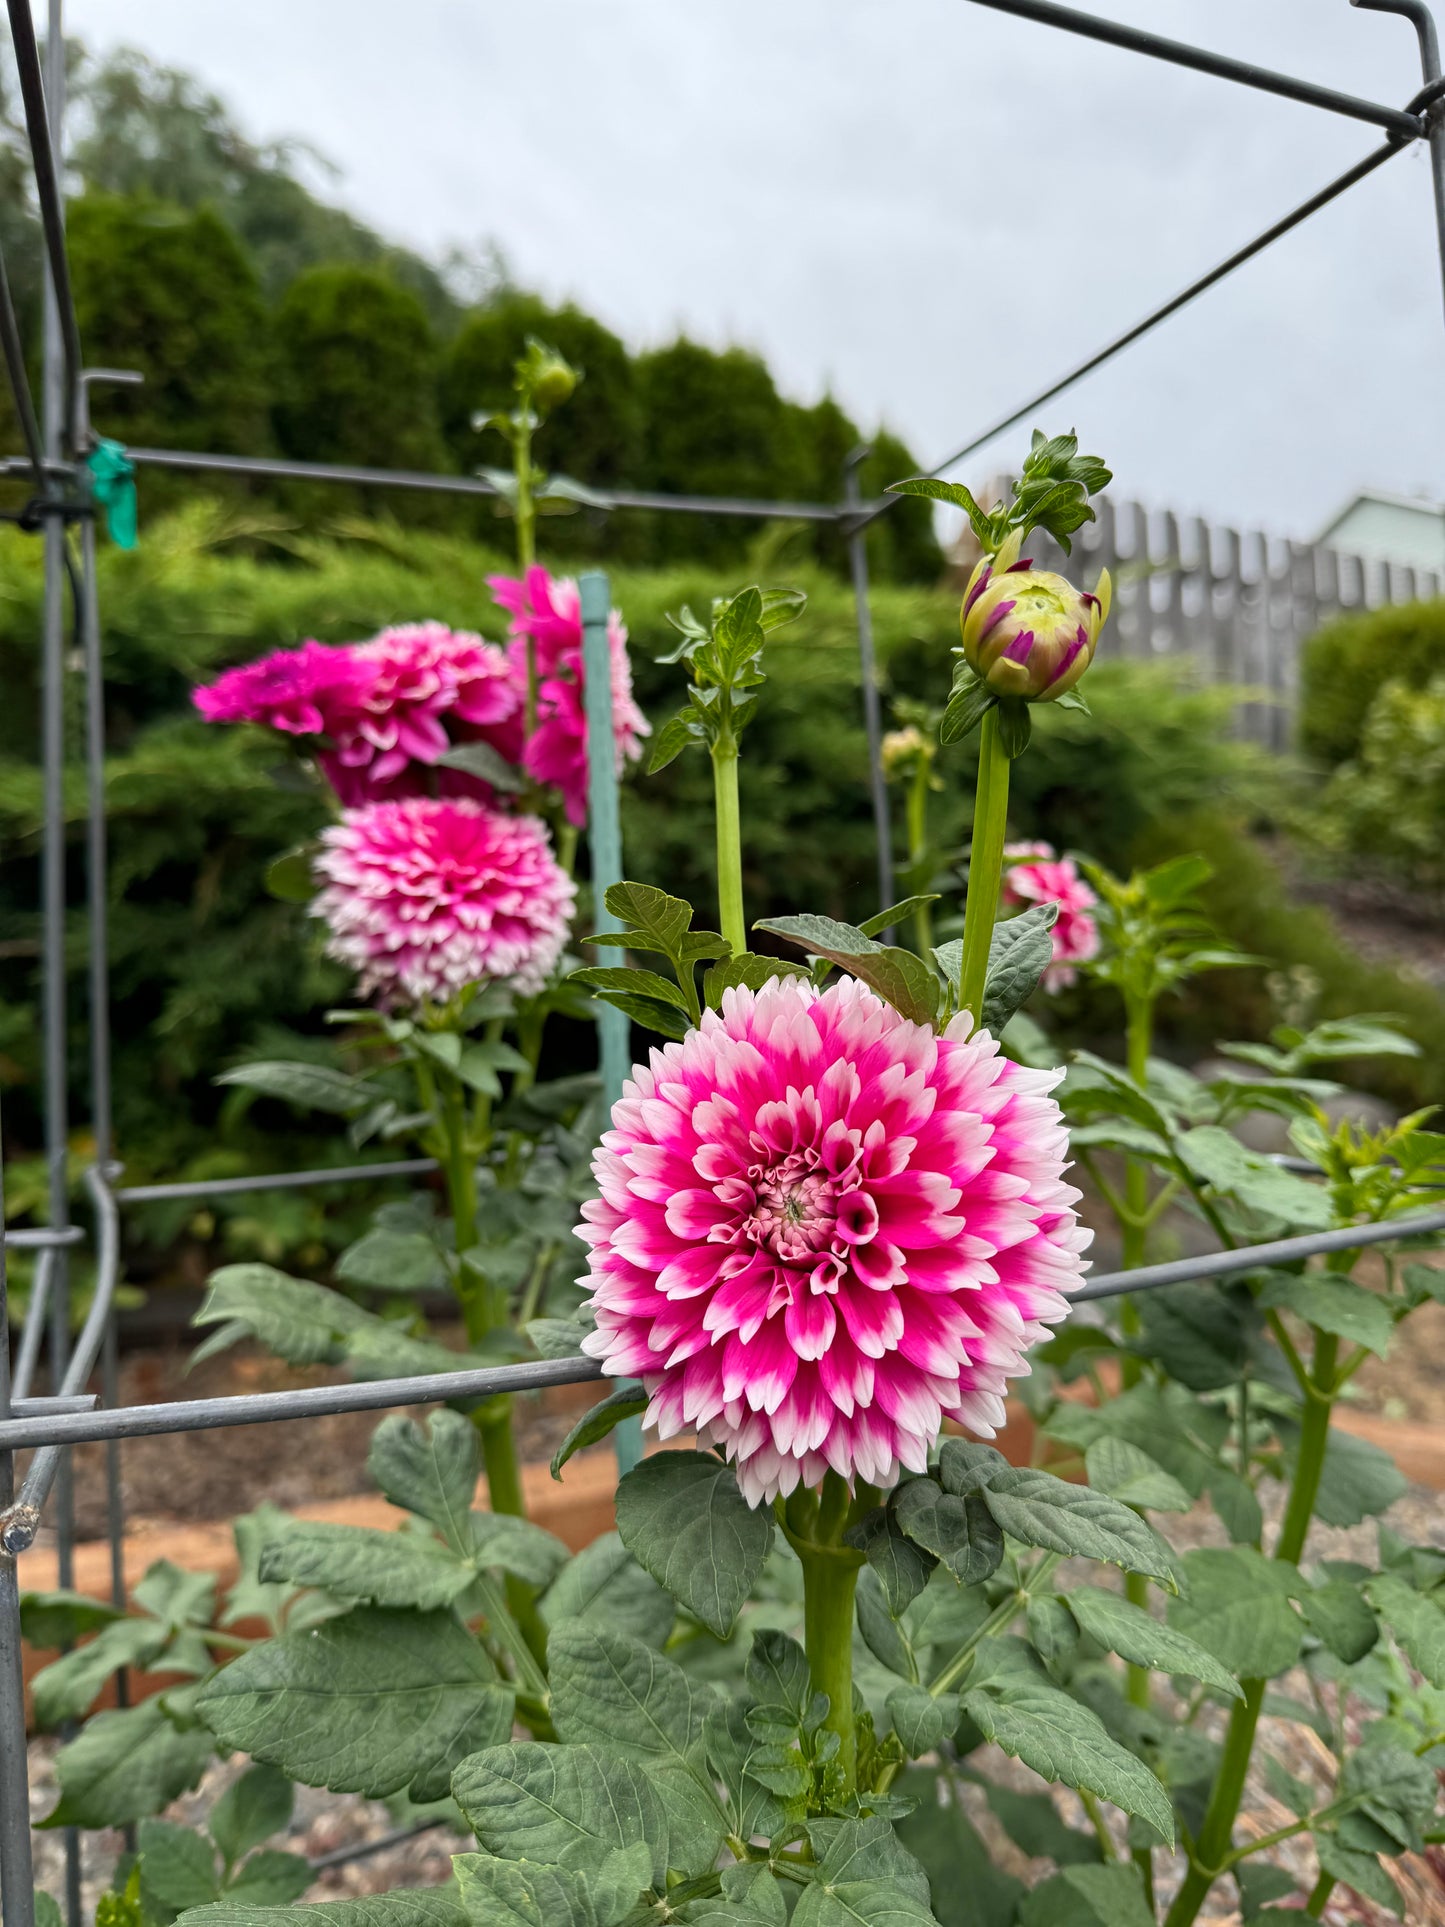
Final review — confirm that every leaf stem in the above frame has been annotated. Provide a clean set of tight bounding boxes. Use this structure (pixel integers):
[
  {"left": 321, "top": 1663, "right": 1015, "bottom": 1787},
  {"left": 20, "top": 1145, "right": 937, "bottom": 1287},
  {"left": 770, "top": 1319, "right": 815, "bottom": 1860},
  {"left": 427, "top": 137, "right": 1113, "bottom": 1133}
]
[
  {"left": 906, "top": 758, "right": 934, "bottom": 956},
  {"left": 711, "top": 731, "right": 747, "bottom": 958},
  {"left": 958, "top": 707, "right": 1010, "bottom": 1023}
]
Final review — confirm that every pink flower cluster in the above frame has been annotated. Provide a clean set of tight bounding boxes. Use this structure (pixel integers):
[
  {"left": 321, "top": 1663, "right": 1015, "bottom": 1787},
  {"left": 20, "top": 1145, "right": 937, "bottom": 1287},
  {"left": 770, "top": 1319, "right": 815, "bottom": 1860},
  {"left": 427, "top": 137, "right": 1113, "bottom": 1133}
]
[
  {"left": 489, "top": 568, "right": 651, "bottom": 827},
  {"left": 1001, "top": 841, "right": 1100, "bottom": 989},
  {"left": 192, "top": 573, "right": 647, "bottom": 825},
  {"left": 312, "top": 797, "right": 576, "bottom": 1008},
  {"left": 581, "top": 975, "right": 1087, "bottom": 1505}
]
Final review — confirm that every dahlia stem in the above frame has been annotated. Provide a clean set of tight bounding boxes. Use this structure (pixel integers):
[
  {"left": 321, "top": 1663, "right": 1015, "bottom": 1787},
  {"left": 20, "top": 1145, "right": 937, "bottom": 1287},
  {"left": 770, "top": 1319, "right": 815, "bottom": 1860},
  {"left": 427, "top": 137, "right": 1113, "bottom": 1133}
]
[
  {"left": 958, "top": 708, "right": 1010, "bottom": 1024},
  {"left": 797, "top": 1475, "right": 863, "bottom": 1798},
  {"left": 1164, "top": 1318, "right": 1342, "bottom": 1927},
  {"left": 712, "top": 730, "right": 747, "bottom": 958}
]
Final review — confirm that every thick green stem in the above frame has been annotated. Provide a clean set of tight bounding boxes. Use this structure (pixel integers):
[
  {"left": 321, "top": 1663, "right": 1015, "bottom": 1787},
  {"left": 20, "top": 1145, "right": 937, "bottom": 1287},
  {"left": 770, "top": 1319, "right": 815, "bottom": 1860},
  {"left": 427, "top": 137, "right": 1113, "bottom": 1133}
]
[
  {"left": 1306, "top": 1873, "right": 1335, "bottom": 1917},
  {"left": 712, "top": 734, "right": 747, "bottom": 958},
  {"left": 959, "top": 709, "right": 1011, "bottom": 1022},
  {"left": 513, "top": 419, "right": 538, "bottom": 732},
  {"left": 906, "top": 761, "right": 934, "bottom": 955},
  {"left": 1164, "top": 1324, "right": 1341, "bottom": 1927},
  {"left": 797, "top": 1473, "right": 863, "bottom": 1797}
]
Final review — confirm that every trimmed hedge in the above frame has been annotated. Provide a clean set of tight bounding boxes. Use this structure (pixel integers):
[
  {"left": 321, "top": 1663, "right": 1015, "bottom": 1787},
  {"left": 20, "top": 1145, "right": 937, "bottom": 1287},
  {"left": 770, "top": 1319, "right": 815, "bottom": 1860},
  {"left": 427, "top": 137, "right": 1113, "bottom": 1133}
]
[{"left": 1299, "top": 596, "right": 1445, "bottom": 767}]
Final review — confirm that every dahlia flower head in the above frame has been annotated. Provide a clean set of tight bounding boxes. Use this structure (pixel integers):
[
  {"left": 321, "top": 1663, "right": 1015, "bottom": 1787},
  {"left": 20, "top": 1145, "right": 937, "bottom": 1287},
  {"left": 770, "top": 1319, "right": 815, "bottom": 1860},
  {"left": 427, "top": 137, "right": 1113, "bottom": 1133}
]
[
  {"left": 1001, "top": 841, "right": 1100, "bottom": 990},
  {"left": 192, "top": 640, "right": 378, "bottom": 740},
  {"left": 312, "top": 796, "right": 575, "bottom": 1008},
  {"left": 324, "top": 622, "right": 521, "bottom": 806},
  {"left": 581, "top": 974, "right": 1088, "bottom": 1505},
  {"left": 489, "top": 567, "right": 650, "bottom": 826},
  {"left": 960, "top": 527, "right": 1111, "bottom": 703}
]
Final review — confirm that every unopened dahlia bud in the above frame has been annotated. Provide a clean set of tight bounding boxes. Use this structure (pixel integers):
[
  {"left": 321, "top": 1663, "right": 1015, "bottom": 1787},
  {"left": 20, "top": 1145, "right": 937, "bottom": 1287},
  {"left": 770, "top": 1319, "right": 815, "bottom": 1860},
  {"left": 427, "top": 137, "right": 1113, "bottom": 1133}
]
[
  {"left": 960, "top": 529, "right": 1111, "bottom": 702},
  {"left": 523, "top": 341, "right": 578, "bottom": 413},
  {"left": 881, "top": 725, "right": 930, "bottom": 781}
]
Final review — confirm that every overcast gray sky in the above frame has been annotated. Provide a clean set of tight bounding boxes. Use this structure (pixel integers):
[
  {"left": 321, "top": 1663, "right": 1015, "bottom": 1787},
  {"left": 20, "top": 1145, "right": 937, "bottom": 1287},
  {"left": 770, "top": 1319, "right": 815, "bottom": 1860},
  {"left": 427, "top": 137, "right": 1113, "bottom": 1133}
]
[{"left": 63, "top": 0, "right": 1445, "bottom": 539}]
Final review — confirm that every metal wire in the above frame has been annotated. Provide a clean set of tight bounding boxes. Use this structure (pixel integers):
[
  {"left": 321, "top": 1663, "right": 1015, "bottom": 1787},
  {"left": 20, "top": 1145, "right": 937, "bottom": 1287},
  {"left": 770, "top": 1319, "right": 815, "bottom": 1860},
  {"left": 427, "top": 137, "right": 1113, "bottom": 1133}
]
[
  {"left": 964, "top": 0, "right": 1424, "bottom": 137},
  {"left": 115, "top": 1156, "right": 439, "bottom": 1204}
]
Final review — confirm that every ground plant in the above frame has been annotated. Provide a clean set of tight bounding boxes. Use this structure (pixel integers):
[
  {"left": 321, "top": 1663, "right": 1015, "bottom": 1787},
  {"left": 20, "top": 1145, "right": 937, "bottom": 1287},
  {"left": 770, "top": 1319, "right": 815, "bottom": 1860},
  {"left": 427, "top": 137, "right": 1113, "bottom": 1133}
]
[{"left": 22, "top": 435, "right": 1445, "bottom": 1926}]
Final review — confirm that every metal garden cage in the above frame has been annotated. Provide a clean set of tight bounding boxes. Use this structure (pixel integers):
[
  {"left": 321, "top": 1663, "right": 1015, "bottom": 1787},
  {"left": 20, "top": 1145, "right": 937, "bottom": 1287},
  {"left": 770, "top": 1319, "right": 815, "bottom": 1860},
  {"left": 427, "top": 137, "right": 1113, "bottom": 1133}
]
[{"left": 4, "top": 0, "right": 1445, "bottom": 1920}]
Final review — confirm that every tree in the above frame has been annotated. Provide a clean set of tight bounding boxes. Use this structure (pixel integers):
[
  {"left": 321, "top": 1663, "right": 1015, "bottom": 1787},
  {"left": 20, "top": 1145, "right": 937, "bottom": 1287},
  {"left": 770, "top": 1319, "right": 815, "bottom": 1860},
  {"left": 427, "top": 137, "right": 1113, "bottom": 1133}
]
[
  {"left": 272, "top": 266, "right": 446, "bottom": 474},
  {"left": 68, "top": 193, "right": 273, "bottom": 457},
  {"left": 633, "top": 339, "right": 814, "bottom": 565}
]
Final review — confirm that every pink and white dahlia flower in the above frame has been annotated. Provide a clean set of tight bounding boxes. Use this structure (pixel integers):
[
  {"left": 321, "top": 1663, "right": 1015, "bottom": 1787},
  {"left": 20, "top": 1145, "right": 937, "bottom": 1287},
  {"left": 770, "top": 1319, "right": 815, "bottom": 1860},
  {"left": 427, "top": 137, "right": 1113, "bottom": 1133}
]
[
  {"left": 580, "top": 975, "right": 1088, "bottom": 1505},
  {"left": 312, "top": 797, "right": 575, "bottom": 1007},
  {"left": 323, "top": 623, "right": 523, "bottom": 806},
  {"left": 192, "top": 641, "right": 379, "bottom": 740},
  {"left": 1001, "top": 841, "right": 1100, "bottom": 989},
  {"left": 489, "top": 567, "right": 649, "bottom": 826}
]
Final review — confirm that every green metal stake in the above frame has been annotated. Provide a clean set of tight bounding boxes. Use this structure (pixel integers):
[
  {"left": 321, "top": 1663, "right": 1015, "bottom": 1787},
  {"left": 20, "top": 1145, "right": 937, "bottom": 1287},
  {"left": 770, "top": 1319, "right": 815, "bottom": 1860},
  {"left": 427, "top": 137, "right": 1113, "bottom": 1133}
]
[{"left": 580, "top": 571, "right": 642, "bottom": 1475}]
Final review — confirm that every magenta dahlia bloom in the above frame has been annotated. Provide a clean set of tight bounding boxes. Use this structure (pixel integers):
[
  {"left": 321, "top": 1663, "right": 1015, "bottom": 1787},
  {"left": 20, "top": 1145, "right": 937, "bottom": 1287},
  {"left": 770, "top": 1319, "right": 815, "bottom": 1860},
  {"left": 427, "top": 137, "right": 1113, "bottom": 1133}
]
[
  {"left": 322, "top": 623, "right": 524, "bottom": 806},
  {"left": 489, "top": 567, "right": 649, "bottom": 826},
  {"left": 192, "top": 641, "right": 379, "bottom": 739},
  {"left": 580, "top": 976, "right": 1087, "bottom": 1505},
  {"left": 312, "top": 797, "right": 575, "bottom": 1007},
  {"left": 1001, "top": 841, "right": 1100, "bottom": 990}
]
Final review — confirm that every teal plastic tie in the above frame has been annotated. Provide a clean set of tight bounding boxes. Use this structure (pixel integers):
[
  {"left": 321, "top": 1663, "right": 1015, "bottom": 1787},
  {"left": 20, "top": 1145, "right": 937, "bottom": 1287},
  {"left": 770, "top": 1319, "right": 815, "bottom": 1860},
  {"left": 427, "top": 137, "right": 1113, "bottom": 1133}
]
[{"left": 85, "top": 438, "right": 137, "bottom": 549}]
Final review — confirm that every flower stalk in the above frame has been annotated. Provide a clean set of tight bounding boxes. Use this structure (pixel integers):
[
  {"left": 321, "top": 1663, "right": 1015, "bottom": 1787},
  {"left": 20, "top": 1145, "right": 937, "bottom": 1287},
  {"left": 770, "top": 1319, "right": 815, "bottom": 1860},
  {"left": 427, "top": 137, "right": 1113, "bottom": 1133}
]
[
  {"left": 712, "top": 729, "right": 747, "bottom": 958},
  {"left": 959, "top": 708, "right": 1011, "bottom": 1022},
  {"left": 793, "top": 1472, "right": 865, "bottom": 1797}
]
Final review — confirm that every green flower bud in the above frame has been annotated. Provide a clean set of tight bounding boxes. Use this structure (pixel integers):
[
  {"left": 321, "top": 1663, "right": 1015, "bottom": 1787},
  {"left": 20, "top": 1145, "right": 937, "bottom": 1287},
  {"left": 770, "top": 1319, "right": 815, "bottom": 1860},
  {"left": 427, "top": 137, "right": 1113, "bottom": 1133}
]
[{"left": 959, "top": 527, "right": 1111, "bottom": 702}]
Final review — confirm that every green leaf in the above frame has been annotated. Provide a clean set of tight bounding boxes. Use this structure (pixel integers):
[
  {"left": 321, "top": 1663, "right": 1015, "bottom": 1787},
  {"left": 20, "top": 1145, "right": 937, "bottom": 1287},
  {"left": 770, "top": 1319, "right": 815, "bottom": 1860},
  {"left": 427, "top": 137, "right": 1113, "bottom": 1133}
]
[
  {"left": 886, "top": 1684, "right": 950, "bottom": 1757},
  {"left": 940, "top": 670, "right": 999, "bottom": 745},
  {"left": 20, "top": 1588, "right": 123, "bottom": 1650},
  {"left": 1369, "top": 1572, "right": 1445, "bottom": 1687},
  {"left": 137, "top": 1819, "right": 220, "bottom": 1924},
  {"left": 844, "top": 1507, "right": 937, "bottom": 1616},
  {"left": 469, "top": 1513, "right": 570, "bottom": 1587},
  {"left": 1168, "top": 1548, "right": 1302, "bottom": 1679},
  {"left": 980, "top": 1466, "right": 1181, "bottom": 1590},
  {"left": 855, "top": 1568, "right": 918, "bottom": 1680},
  {"left": 547, "top": 1625, "right": 727, "bottom": 1874},
  {"left": 893, "top": 1478, "right": 1004, "bottom": 1587},
  {"left": 264, "top": 845, "right": 316, "bottom": 903},
  {"left": 702, "top": 953, "right": 810, "bottom": 1007},
  {"left": 551, "top": 1383, "right": 648, "bottom": 1479},
  {"left": 896, "top": 1775, "right": 1027, "bottom": 1927},
  {"left": 753, "top": 914, "right": 939, "bottom": 1026},
  {"left": 679, "top": 1862, "right": 789, "bottom": 1925},
  {"left": 980, "top": 1782, "right": 1101, "bottom": 1866},
  {"left": 258, "top": 1521, "right": 471, "bottom": 1610},
  {"left": 542, "top": 1532, "right": 674, "bottom": 1649},
  {"left": 1067, "top": 1586, "right": 1244, "bottom": 1698},
  {"left": 31, "top": 1614, "right": 172, "bottom": 1727},
  {"left": 1028, "top": 1595, "right": 1080, "bottom": 1673},
  {"left": 451, "top": 1742, "right": 669, "bottom": 1884},
  {"left": 174, "top": 1900, "right": 467, "bottom": 1927},
  {"left": 433, "top": 739, "right": 524, "bottom": 790},
  {"left": 209, "top": 1763, "right": 295, "bottom": 1868},
  {"left": 335, "top": 1228, "right": 446, "bottom": 1294},
  {"left": 995, "top": 699, "right": 1032, "bottom": 760},
  {"left": 1019, "top": 1865, "right": 1154, "bottom": 1927},
  {"left": 33, "top": 1897, "right": 65, "bottom": 1927},
  {"left": 587, "top": 988, "right": 692, "bottom": 1041},
  {"left": 548, "top": 1624, "right": 710, "bottom": 1762},
  {"left": 1175, "top": 1127, "right": 1332, "bottom": 1229},
  {"left": 614, "top": 1451, "right": 773, "bottom": 1638},
  {"left": 1236, "top": 1863, "right": 1301, "bottom": 1919},
  {"left": 570, "top": 965, "right": 691, "bottom": 1012},
  {"left": 1314, "top": 1834, "right": 1403, "bottom": 1915},
  {"left": 221, "top": 1851, "right": 312, "bottom": 1910},
  {"left": 198, "top": 1606, "right": 513, "bottom": 1803},
  {"left": 1258, "top": 1272, "right": 1396, "bottom": 1356},
  {"left": 192, "top": 1264, "right": 365, "bottom": 1369},
  {"left": 1083, "top": 1438, "right": 1193, "bottom": 1514},
  {"left": 790, "top": 1815, "right": 936, "bottom": 1927},
  {"left": 646, "top": 708, "right": 700, "bottom": 773},
  {"left": 603, "top": 882, "right": 693, "bottom": 957},
  {"left": 963, "top": 1686, "right": 1174, "bottom": 1845},
  {"left": 453, "top": 1843, "right": 653, "bottom": 1927},
  {"left": 367, "top": 1412, "right": 479, "bottom": 1552},
  {"left": 215, "top": 1060, "right": 372, "bottom": 1116},
  {"left": 1132, "top": 1283, "right": 1255, "bottom": 1395},
  {"left": 1284, "top": 1424, "right": 1407, "bottom": 1529},
  {"left": 44, "top": 1697, "right": 216, "bottom": 1830},
  {"left": 859, "top": 896, "right": 941, "bottom": 939},
  {"left": 981, "top": 904, "right": 1058, "bottom": 1035},
  {"left": 1300, "top": 1580, "right": 1378, "bottom": 1664}
]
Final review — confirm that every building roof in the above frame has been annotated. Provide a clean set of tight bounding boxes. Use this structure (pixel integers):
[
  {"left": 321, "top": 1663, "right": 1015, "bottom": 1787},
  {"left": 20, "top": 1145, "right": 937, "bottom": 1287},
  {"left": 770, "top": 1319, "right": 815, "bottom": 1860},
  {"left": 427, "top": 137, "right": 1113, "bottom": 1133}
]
[{"left": 1315, "top": 490, "right": 1445, "bottom": 572}]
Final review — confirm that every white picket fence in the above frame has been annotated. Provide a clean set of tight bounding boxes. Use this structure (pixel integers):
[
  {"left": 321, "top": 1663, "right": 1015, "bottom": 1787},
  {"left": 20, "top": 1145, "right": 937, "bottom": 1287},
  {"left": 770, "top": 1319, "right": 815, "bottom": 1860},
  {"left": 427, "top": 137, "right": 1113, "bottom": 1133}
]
[{"left": 1002, "top": 490, "right": 1442, "bottom": 748}]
